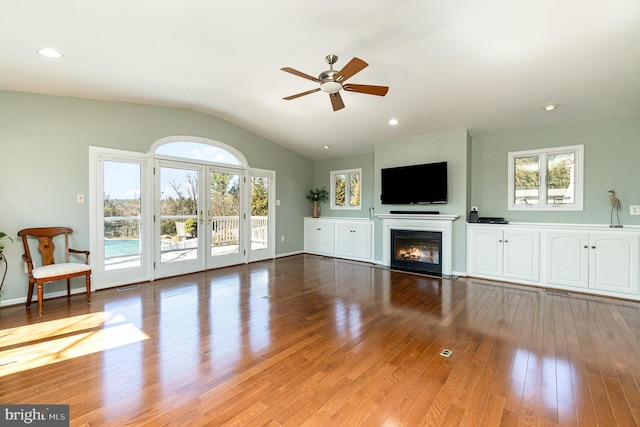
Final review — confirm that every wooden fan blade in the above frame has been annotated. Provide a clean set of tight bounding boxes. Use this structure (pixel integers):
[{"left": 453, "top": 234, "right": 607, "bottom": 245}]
[
  {"left": 334, "top": 57, "right": 368, "bottom": 83},
  {"left": 283, "top": 88, "right": 321, "bottom": 100},
  {"left": 281, "top": 67, "right": 322, "bottom": 83},
  {"left": 343, "top": 84, "right": 389, "bottom": 96},
  {"left": 330, "top": 92, "right": 345, "bottom": 111}
]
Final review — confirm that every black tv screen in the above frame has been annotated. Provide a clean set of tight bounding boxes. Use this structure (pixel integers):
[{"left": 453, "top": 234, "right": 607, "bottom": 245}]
[{"left": 381, "top": 161, "right": 447, "bottom": 204}]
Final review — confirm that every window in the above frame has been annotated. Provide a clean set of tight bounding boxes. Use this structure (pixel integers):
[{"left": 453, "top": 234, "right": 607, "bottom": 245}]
[
  {"left": 508, "top": 145, "right": 583, "bottom": 211},
  {"left": 153, "top": 136, "right": 246, "bottom": 166},
  {"left": 330, "top": 168, "right": 362, "bottom": 210}
]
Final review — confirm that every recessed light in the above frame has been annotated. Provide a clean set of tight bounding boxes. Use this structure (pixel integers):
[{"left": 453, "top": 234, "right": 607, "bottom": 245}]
[
  {"left": 388, "top": 118, "right": 399, "bottom": 125},
  {"left": 323, "top": 145, "right": 331, "bottom": 149},
  {"left": 37, "top": 48, "right": 63, "bottom": 58},
  {"left": 542, "top": 103, "right": 559, "bottom": 111}
]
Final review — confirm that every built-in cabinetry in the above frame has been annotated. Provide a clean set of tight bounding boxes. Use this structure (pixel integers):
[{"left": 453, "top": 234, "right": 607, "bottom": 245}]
[
  {"left": 467, "top": 223, "right": 640, "bottom": 299},
  {"left": 546, "top": 231, "right": 638, "bottom": 295},
  {"left": 467, "top": 226, "right": 540, "bottom": 282},
  {"left": 304, "top": 218, "right": 373, "bottom": 262}
]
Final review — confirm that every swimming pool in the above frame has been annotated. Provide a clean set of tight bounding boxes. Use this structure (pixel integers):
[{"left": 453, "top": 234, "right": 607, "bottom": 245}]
[{"left": 104, "top": 239, "right": 140, "bottom": 258}]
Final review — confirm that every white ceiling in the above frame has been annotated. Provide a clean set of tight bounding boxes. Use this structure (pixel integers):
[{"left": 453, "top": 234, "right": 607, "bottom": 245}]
[{"left": 1, "top": 0, "right": 639, "bottom": 160}]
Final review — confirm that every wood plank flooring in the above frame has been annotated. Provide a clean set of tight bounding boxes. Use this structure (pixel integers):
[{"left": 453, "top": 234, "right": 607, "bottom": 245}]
[{"left": 2, "top": 254, "right": 640, "bottom": 426}]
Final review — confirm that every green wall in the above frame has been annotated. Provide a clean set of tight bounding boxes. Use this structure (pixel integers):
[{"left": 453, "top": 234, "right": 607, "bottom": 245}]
[
  {"left": 471, "top": 114, "right": 640, "bottom": 226},
  {"left": 374, "top": 129, "right": 471, "bottom": 272},
  {"left": 312, "top": 153, "right": 375, "bottom": 218},
  {"left": 312, "top": 129, "right": 471, "bottom": 273},
  {"left": 0, "top": 90, "right": 313, "bottom": 302}
]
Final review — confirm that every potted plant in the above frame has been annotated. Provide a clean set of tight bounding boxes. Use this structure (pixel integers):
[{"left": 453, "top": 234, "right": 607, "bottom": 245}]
[
  {"left": 307, "top": 188, "right": 329, "bottom": 218},
  {"left": 0, "top": 231, "right": 12, "bottom": 251}
]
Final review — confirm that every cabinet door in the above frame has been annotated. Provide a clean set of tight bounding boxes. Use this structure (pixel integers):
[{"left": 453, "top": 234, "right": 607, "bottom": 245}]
[
  {"left": 468, "top": 227, "right": 503, "bottom": 277},
  {"left": 589, "top": 233, "right": 639, "bottom": 294},
  {"left": 304, "top": 220, "right": 335, "bottom": 254},
  {"left": 545, "top": 231, "right": 589, "bottom": 288},
  {"left": 352, "top": 223, "right": 373, "bottom": 260},
  {"left": 334, "top": 222, "right": 354, "bottom": 257},
  {"left": 503, "top": 229, "right": 540, "bottom": 281},
  {"left": 315, "top": 221, "right": 335, "bottom": 254}
]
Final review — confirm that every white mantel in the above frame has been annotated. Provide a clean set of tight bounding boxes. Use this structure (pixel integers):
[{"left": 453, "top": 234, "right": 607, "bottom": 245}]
[{"left": 378, "top": 214, "right": 459, "bottom": 276}]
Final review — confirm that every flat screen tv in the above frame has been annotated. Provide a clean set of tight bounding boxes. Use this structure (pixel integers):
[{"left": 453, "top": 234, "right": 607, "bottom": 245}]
[{"left": 381, "top": 161, "right": 447, "bottom": 204}]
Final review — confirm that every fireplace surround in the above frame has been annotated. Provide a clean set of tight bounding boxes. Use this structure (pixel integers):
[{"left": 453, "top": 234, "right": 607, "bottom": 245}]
[{"left": 379, "top": 214, "right": 459, "bottom": 277}]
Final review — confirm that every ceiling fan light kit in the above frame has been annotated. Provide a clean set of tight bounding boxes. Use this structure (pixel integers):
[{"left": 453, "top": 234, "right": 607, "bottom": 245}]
[
  {"left": 281, "top": 54, "right": 389, "bottom": 111},
  {"left": 320, "top": 81, "right": 342, "bottom": 94}
]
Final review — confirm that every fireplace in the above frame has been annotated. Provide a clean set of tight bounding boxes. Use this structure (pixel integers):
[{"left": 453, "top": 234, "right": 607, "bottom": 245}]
[
  {"left": 380, "top": 214, "right": 458, "bottom": 277},
  {"left": 391, "top": 229, "right": 442, "bottom": 276}
]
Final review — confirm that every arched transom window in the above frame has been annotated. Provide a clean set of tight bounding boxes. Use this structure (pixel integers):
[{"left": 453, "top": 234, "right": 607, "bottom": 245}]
[{"left": 152, "top": 136, "right": 247, "bottom": 167}]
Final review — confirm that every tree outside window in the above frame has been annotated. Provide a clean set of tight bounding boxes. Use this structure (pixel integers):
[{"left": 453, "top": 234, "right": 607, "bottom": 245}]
[
  {"left": 509, "top": 145, "right": 583, "bottom": 211},
  {"left": 330, "top": 168, "right": 362, "bottom": 210}
]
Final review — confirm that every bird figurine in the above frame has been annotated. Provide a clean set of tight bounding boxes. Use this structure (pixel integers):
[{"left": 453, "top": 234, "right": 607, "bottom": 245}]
[{"left": 607, "top": 189, "right": 622, "bottom": 227}]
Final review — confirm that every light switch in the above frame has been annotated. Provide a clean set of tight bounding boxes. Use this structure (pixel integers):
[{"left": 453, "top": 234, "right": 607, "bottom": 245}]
[
  {"left": 630, "top": 205, "right": 640, "bottom": 215},
  {"left": 77, "top": 194, "right": 85, "bottom": 204}
]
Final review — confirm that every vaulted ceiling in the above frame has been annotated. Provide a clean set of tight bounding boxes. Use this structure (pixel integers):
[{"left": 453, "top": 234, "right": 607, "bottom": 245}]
[{"left": 1, "top": 0, "right": 638, "bottom": 160}]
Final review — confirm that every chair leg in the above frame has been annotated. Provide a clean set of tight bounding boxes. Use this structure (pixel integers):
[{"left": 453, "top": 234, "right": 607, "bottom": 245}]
[
  {"left": 37, "top": 282, "right": 44, "bottom": 315},
  {"left": 67, "top": 278, "right": 71, "bottom": 297},
  {"left": 26, "top": 279, "right": 35, "bottom": 307},
  {"left": 86, "top": 274, "right": 91, "bottom": 303}
]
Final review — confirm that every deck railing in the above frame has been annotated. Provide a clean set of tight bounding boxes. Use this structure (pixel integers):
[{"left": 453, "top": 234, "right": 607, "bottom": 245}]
[{"left": 104, "top": 215, "right": 268, "bottom": 248}]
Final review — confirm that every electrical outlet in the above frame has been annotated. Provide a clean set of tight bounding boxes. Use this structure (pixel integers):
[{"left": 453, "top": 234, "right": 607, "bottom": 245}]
[{"left": 630, "top": 205, "right": 640, "bottom": 216}]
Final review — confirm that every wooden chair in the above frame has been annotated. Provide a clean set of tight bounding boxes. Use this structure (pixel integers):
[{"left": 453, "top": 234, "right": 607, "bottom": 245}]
[{"left": 18, "top": 227, "right": 91, "bottom": 315}]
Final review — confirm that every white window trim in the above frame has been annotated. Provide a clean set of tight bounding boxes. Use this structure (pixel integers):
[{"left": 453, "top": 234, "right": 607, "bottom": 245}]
[
  {"left": 330, "top": 168, "right": 362, "bottom": 210},
  {"left": 508, "top": 144, "right": 584, "bottom": 211}
]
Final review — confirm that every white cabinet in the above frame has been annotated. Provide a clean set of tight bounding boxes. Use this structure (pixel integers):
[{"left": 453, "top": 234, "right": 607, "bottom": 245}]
[
  {"left": 467, "top": 223, "right": 640, "bottom": 300},
  {"left": 545, "top": 231, "right": 588, "bottom": 288},
  {"left": 304, "top": 219, "right": 335, "bottom": 255},
  {"left": 335, "top": 222, "right": 373, "bottom": 261},
  {"left": 546, "top": 231, "right": 639, "bottom": 294},
  {"left": 467, "top": 226, "right": 540, "bottom": 282},
  {"left": 304, "top": 218, "right": 373, "bottom": 262}
]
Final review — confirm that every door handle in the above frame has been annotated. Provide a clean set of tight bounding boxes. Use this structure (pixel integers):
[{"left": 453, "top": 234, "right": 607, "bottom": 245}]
[{"left": 199, "top": 210, "right": 204, "bottom": 225}]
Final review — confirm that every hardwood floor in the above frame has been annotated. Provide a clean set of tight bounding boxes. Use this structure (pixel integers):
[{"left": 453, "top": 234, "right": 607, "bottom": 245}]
[{"left": 2, "top": 254, "right": 640, "bottom": 426}]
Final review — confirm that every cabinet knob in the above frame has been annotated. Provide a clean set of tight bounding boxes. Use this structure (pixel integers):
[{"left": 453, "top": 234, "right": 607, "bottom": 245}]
[
  {"left": 317, "top": 228, "right": 321, "bottom": 231},
  {"left": 499, "top": 239, "right": 503, "bottom": 243},
  {"left": 592, "top": 245, "right": 596, "bottom": 249},
  {"left": 584, "top": 245, "right": 588, "bottom": 249},
  {"left": 504, "top": 240, "right": 508, "bottom": 243}
]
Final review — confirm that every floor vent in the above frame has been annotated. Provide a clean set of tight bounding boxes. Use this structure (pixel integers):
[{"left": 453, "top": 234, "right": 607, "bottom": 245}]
[
  {"left": 544, "top": 289, "right": 570, "bottom": 296},
  {"left": 117, "top": 285, "right": 140, "bottom": 292},
  {"left": 440, "top": 349, "right": 453, "bottom": 358}
]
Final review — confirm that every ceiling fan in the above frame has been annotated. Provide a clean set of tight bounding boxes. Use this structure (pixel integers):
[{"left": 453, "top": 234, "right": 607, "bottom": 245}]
[{"left": 281, "top": 54, "right": 389, "bottom": 111}]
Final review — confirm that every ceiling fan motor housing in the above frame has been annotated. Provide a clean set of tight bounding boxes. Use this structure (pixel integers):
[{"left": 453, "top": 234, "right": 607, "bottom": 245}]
[
  {"left": 319, "top": 69, "right": 342, "bottom": 93},
  {"left": 320, "top": 55, "right": 342, "bottom": 93}
]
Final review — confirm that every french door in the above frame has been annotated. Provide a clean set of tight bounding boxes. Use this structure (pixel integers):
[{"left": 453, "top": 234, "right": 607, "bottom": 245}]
[
  {"left": 154, "top": 160, "right": 246, "bottom": 279},
  {"left": 206, "top": 166, "right": 245, "bottom": 268},
  {"left": 91, "top": 148, "right": 151, "bottom": 290},
  {"left": 248, "top": 169, "right": 276, "bottom": 262},
  {"left": 92, "top": 143, "right": 275, "bottom": 287}
]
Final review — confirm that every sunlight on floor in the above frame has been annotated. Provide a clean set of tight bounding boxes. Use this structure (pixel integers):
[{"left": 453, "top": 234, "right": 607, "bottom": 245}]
[{"left": 0, "top": 312, "right": 149, "bottom": 377}]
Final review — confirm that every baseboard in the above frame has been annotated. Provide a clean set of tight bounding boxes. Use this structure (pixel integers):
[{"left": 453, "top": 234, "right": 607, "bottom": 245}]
[
  {"left": 276, "top": 250, "right": 304, "bottom": 258},
  {"left": 0, "top": 287, "right": 88, "bottom": 308}
]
